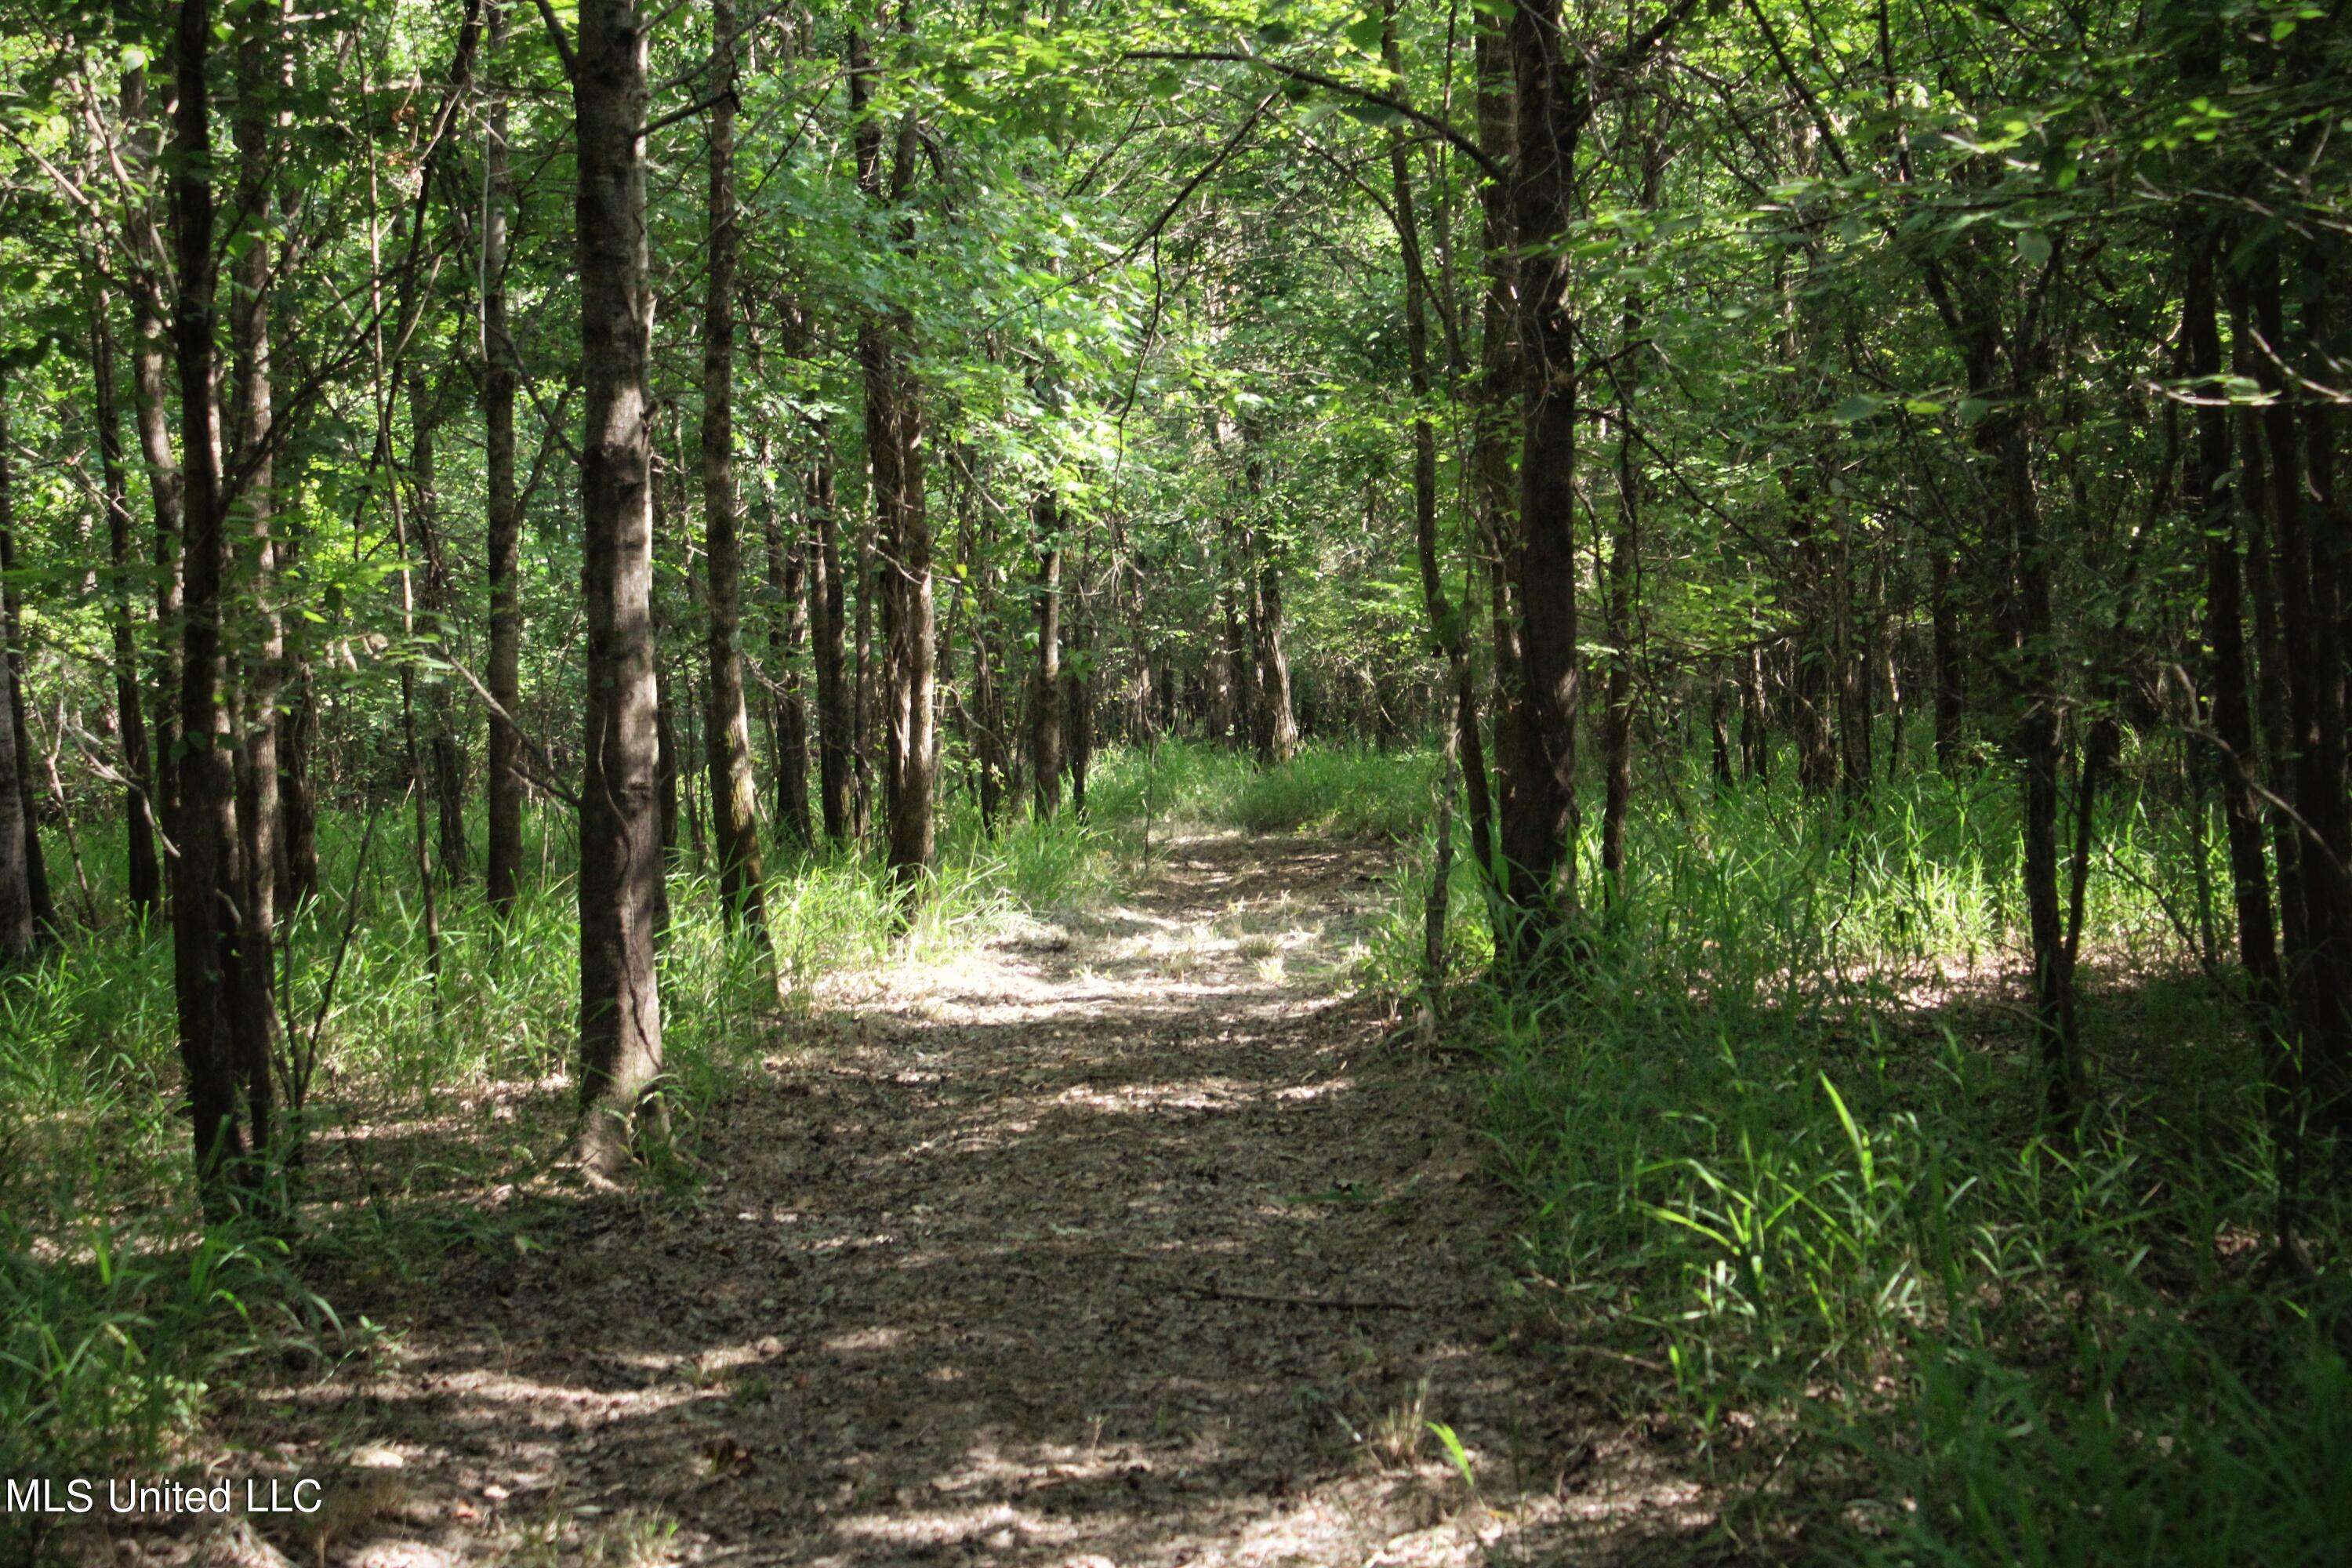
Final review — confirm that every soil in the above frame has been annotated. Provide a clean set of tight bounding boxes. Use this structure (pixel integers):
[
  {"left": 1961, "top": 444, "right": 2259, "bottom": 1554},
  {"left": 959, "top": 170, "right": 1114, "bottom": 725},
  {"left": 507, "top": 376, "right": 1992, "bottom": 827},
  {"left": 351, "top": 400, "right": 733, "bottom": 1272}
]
[{"left": 100, "top": 833, "right": 1711, "bottom": 1567}]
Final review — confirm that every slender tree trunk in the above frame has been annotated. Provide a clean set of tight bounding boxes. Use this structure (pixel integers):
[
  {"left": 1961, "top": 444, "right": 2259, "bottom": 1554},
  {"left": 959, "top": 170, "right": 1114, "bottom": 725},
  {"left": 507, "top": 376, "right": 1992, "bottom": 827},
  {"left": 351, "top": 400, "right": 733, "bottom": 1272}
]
[
  {"left": 2187, "top": 225, "right": 2279, "bottom": 1017},
  {"left": 2239, "top": 368, "right": 2307, "bottom": 976},
  {"left": 90, "top": 285, "right": 163, "bottom": 913},
  {"left": 227, "top": 0, "right": 286, "bottom": 1160},
  {"left": 407, "top": 370, "right": 466, "bottom": 883},
  {"left": 810, "top": 421, "right": 852, "bottom": 845},
  {"left": 656, "top": 673, "right": 681, "bottom": 861},
  {"left": 277, "top": 665, "right": 316, "bottom": 909},
  {"left": 760, "top": 431, "right": 813, "bottom": 851},
  {"left": 1219, "top": 532, "right": 1255, "bottom": 750},
  {"left": 1248, "top": 517, "right": 1298, "bottom": 766},
  {"left": 483, "top": 0, "right": 525, "bottom": 915},
  {"left": 1708, "top": 663, "right": 1735, "bottom": 789},
  {"left": 1063, "top": 569, "right": 1093, "bottom": 816},
  {"left": 2251, "top": 241, "right": 2352, "bottom": 1127},
  {"left": 701, "top": 0, "right": 771, "bottom": 931},
  {"left": 851, "top": 515, "right": 873, "bottom": 841},
  {"left": 167, "top": 0, "right": 256, "bottom": 1209},
  {"left": 1472, "top": 9, "right": 1520, "bottom": 741},
  {"left": 0, "top": 383, "right": 35, "bottom": 964},
  {"left": 1927, "top": 550, "right": 1962, "bottom": 771},
  {"left": 1599, "top": 434, "right": 1636, "bottom": 891},
  {"left": 1993, "top": 408, "right": 2076, "bottom": 1123},
  {"left": 0, "top": 435, "right": 53, "bottom": 942},
  {"left": 125, "top": 67, "right": 184, "bottom": 841},
  {"left": 1382, "top": 10, "right": 1495, "bottom": 887},
  {"left": 1031, "top": 492, "right": 1064, "bottom": 818},
  {"left": 574, "top": 0, "right": 666, "bottom": 1179}
]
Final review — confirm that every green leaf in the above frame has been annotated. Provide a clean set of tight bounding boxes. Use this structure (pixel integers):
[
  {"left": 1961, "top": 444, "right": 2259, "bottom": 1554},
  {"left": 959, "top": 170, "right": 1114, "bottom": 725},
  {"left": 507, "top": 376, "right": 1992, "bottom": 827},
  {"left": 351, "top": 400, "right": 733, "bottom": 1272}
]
[
  {"left": 2015, "top": 228, "right": 2052, "bottom": 268},
  {"left": 1427, "top": 1421, "right": 1475, "bottom": 1490}
]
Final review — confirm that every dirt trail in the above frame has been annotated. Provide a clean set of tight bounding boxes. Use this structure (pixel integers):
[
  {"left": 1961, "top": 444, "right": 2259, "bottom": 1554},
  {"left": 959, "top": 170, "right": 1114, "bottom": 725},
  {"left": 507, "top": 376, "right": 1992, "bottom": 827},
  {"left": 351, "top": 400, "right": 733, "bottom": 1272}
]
[{"left": 180, "top": 834, "right": 1707, "bottom": 1566}]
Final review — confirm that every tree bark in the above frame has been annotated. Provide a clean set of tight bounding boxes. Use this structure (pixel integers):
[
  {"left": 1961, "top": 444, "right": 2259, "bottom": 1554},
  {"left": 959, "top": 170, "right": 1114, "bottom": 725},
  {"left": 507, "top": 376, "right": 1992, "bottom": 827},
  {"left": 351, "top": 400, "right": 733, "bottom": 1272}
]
[
  {"left": 168, "top": 0, "right": 259, "bottom": 1209},
  {"left": 0, "top": 383, "right": 36, "bottom": 964},
  {"left": 701, "top": 0, "right": 771, "bottom": 931},
  {"left": 408, "top": 370, "right": 466, "bottom": 883},
  {"left": 90, "top": 282, "right": 163, "bottom": 913},
  {"left": 124, "top": 66, "right": 184, "bottom": 840},
  {"left": 1248, "top": 515, "right": 1298, "bottom": 767},
  {"left": 1930, "top": 546, "right": 1964, "bottom": 769},
  {"left": 2185, "top": 221, "right": 2278, "bottom": 1011},
  {"left": 1031, "top": 492, "right": 1064, "bottom": 818},
  {"left": 574, "top": 0, "right": 666, "bottom": 1179},
  {"left": 1382, "top": 4, "right": 1495, "bottom": 887},
  {"left": 227, "top": 0, "right": 286, "bottom": 1145},
  {"left": 1496, "top": 0, "right": 1588, "bottom": 949},
  {"left": 809, "top": 418, "right": 853, "bottom": 845},
  {"left": 2249, "top": 240, "right": 2352, "bottom": 1127},
  {"left": 759, "top": 431, "right": 813, "bottom": 851},
  {"left": 483, "top": 0, "right": 525, "bottom": 915}
]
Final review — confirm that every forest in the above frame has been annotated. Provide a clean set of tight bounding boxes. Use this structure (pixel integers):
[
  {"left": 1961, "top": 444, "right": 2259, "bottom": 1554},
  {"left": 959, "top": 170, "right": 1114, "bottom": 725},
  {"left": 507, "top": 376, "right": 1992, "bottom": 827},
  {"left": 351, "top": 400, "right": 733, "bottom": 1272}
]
[{"left": 0, "top": 0, "right": 2347, "bottom": 1561}]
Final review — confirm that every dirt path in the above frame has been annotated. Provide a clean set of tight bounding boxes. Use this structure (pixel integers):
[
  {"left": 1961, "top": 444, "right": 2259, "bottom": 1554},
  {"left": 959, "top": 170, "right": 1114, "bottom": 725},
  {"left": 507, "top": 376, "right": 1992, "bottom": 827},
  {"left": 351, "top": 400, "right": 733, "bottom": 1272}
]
[{"left": 188, "top": 834, "right": 1706, "bottom": 1567}]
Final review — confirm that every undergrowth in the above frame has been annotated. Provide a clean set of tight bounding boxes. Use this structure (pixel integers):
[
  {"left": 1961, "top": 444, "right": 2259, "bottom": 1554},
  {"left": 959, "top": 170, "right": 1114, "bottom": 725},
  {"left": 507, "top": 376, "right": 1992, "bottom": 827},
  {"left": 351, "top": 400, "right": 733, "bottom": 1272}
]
[{"left": 1370, "top": 752, "right": 2352, "bottom": 1566}]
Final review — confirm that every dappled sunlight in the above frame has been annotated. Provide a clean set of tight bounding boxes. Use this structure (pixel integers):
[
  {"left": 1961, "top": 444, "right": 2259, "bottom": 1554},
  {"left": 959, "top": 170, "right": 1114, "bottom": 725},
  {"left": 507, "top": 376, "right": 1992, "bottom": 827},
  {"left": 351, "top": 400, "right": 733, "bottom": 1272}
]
[{"left": 122, "top": 831, "right": 1696, "bottom": 1567}]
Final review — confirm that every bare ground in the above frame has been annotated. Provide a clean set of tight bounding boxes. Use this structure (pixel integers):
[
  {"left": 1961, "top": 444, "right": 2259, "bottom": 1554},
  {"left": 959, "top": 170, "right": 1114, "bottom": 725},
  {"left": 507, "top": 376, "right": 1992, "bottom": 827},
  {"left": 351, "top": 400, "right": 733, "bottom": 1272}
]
[{"left": 107, "top": 833, "right": 1713, "bottom": 1568}]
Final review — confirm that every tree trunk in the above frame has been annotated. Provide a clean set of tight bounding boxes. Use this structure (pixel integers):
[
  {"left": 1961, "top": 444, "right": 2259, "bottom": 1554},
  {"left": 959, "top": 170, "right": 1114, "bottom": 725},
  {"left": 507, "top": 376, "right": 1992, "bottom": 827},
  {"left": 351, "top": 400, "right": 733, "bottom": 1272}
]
[
  {"left": 1381, "top": 9, "right": 1496, "bottom": 888},
  {"left": 1031, "top": 492, "right": 1064, "bottom": 818},
  {"left": 701, "top": 0, "right": 771, "bottom": 931},
  {"left": 1496, "top": 0, "right": 1588, "bottom": 949},
  {"left": 1993, "top": 408, "right": 2076, "bottom": 1123},
  {"left": 0, "top": 433, "right": 53, "bottom": 943},
  {"left": 1599, "top": 437, "right": 1635, "bottom": 891},
  {"left": 277, "top": 666, "right": 316, "bottom": 909},
  {"left": 851, "top": 513, "right": 874, "bottom": 841},
  {"left": 167, "top": 0, "right": 258, "bottom": 1209},
  {"left": 0, "top": 383, "right": 36, "bottom": 964},
  {"left": 1218, "top": 529, "right": 1255, "bottom": 750},
  {"left": 2186, "top": 221, "right": 2279, "bottom": 1014},
  {"left": 1930, "top": 547, "right": 1963, "bottom": 770},
  {"left": 125, "top": 66, "right": 184, "bottom": 841},
  {"left": 483, "top": 0, "right": 525, "bottom": 915},
  {"left": 1708, "top": 664, "right": 1735, "bottom": 789},
  {"left": 810, "top": 419, "right": 853, "bottom": 846},
  {"left": 90, "top": 282, "right": 163, "bottom": 913},
  {"left": 1248, "top": 517, "right": 1298, "bottom": 767},
  {"left": 760, "top": 431, "right": 813, "bottom": 852},
  {"left": 407, "top": 369, "right": 466, "bottom": 883},
  {"left": 574, "top": 0, "right": 666, "bottom": 1179},
  {"left": 2249, "top": 241, "right": 2352, "bottom": 1127},
  {"left": 227, "top": 0, "right": 286, "bottom": 1152},
  {"left": 1063, "top": 568, "right": 1092, "bottom": 816}
]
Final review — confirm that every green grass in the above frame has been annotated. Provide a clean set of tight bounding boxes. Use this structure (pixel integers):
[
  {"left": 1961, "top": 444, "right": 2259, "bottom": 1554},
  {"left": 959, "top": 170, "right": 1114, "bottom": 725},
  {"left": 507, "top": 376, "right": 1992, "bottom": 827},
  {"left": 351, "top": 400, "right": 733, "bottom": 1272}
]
[
  {"left": 1088, "top": 738, "right": 1439, "bottom": 841},
  {"left": 1370, "top": 749, "right": 2351, "bottom": 1566}
]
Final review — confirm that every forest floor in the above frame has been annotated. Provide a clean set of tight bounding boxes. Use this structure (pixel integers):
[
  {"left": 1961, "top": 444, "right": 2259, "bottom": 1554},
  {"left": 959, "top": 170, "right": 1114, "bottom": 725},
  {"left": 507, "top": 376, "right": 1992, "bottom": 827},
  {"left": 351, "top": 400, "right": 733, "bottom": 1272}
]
[{"left": 114, "top": 833, "right": 1711, "bottom": 1568}]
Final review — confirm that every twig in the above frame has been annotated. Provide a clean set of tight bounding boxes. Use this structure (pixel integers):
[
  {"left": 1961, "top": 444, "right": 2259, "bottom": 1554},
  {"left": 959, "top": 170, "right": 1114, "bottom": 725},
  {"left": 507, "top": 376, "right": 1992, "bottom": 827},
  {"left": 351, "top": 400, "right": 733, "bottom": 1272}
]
[{"left": 1169, "top": 1280, "right": 1421, "bottom": 1312}]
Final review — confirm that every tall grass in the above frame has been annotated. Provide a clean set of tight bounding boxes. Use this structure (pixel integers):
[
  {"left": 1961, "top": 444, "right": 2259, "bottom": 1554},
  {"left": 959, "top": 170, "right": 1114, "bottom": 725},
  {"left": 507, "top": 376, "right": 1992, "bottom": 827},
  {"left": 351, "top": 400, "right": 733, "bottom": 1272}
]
[
  {"left": 1087, "top": 738, "right": 1439, "bottom": 841},
  {"left": 1371, "top": 750, "right": 2350, "bottom": 1565}
]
